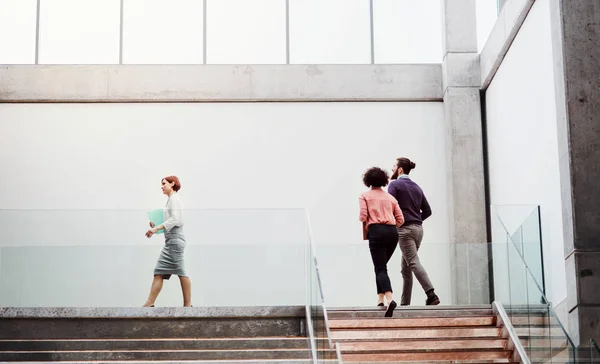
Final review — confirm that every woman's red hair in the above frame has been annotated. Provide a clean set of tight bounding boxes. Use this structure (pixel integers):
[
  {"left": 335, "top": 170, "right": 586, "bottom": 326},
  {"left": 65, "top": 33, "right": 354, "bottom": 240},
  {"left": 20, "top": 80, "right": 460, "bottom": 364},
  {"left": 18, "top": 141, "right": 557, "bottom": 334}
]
[{"left": 163, "top": 176, "right": 181, "bottom": 192}]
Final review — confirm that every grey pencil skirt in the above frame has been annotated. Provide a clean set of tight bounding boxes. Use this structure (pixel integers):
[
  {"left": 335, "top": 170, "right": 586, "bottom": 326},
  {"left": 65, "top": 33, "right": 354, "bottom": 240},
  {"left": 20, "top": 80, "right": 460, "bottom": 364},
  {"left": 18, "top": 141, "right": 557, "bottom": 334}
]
[{"left": 154, "top": 226, "right": 187, "bottom": 280}]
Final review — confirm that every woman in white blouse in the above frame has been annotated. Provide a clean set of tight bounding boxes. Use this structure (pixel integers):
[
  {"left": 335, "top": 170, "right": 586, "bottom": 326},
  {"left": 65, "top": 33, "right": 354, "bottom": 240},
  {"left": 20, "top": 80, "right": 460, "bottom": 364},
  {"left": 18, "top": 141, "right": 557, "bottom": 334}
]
[{"left": 143, "top": 176, "right": 192, "bottom": 307}]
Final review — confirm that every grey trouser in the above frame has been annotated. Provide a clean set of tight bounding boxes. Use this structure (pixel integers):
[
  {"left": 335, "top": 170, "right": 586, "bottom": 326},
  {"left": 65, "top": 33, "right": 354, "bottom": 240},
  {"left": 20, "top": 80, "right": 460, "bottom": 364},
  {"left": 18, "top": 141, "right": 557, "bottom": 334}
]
[{"left": 398, "top": 224, "right": 434, "bottom": 305}]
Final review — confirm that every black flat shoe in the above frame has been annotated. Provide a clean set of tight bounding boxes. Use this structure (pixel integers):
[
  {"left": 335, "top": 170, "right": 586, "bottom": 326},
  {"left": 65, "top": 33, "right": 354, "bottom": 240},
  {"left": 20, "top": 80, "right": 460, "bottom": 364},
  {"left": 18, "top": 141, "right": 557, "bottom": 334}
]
[
  {"left": 385, "top": 300, "right": 397, "bottom": 317},
  {"left": 426, "top": 295, "right": 440, "bottom": 306},
  {"left": 426, "top": 290, "right": 441, "bottom": 306},
  {"left": 377, "top": 303, "right": 384, "bottom": 307}
]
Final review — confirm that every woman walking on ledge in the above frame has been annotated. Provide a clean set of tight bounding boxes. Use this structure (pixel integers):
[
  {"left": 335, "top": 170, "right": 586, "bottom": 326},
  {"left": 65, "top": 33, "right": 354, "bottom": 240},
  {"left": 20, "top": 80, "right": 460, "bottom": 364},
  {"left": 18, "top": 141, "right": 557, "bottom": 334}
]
[
  {"left": 143, "top": 175, "right": 192, "bottom": 307},
  {"left": 359, "top": 167, "right": 405, "bottom": 317}
]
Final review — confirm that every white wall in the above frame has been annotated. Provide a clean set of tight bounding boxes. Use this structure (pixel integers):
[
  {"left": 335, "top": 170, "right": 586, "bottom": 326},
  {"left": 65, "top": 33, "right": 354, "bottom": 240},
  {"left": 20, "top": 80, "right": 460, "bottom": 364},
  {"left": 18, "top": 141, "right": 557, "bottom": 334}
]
[
  {"left": 0, "top": 102, "right": 450, "bottom": 307},
  {"left": 485, "top": 0, "right": 567, "bottom": 305}
]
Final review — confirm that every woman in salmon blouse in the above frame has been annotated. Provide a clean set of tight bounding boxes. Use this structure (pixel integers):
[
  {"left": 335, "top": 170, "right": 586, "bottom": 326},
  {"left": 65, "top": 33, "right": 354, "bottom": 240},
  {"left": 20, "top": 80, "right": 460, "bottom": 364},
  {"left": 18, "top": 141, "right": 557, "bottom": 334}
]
[{"left": 359, "top": 167, "right": 404, "bottom": 317}]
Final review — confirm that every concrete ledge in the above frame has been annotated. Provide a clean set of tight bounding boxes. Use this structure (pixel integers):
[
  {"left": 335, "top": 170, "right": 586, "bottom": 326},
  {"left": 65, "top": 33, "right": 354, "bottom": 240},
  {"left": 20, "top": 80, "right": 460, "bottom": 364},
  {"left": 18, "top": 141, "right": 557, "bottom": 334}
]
[
  {"left": 480, "top": 0, "right": 536, "bottom": 89},
  {"left": 0, "top": 64, "right": 443, "bottom": 102},
  {"left": 0, "top": 306, "right": 305, "bottom": 318}
]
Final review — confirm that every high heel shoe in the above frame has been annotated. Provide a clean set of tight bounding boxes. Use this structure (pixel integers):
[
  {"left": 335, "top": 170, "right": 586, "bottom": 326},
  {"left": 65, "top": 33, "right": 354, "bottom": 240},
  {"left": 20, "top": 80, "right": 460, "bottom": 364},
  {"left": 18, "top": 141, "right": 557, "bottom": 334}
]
[{"left": 385, "top": 300, "right": 397, "bottom": 317}]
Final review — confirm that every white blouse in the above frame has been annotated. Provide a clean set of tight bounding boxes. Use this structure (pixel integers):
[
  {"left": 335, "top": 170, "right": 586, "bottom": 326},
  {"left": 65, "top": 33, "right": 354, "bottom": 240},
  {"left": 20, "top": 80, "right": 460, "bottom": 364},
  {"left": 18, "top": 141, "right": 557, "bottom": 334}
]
[{"left": 163, "top": 193, "right": 183, "bottom": 231}]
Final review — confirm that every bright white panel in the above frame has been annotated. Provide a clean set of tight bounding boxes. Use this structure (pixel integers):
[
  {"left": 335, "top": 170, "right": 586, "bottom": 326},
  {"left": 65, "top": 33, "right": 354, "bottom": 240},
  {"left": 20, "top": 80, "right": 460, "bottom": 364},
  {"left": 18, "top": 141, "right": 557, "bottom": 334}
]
[
  {"left": 0, "top": 102, "right": 449, "bottom": 307},
  {"left": 38, "top": 0, "right": 120, "bottom": 64},
  {"left": 476, "top": 0, "right": 498, "bottom": 51},
  {"left": 485, "top": 0, "right": 566, "bottom": 305},
  {"left": 0, "top": 102, "right": 447, "bottom": 245},
  {"left": 289, "top": 0, "right": 370, "bottom": 64},
  {"left": 123, "top": 0, "right": 203, "bottom": 64},
  {"left": 207, "top": 0, "right": 285, "bottom": 64},
  {"left": 0, "top": 0, "right": 37, "bottom": 64},
  {"left": 373, "top": 0, "right": 443, "bottom": 64}
]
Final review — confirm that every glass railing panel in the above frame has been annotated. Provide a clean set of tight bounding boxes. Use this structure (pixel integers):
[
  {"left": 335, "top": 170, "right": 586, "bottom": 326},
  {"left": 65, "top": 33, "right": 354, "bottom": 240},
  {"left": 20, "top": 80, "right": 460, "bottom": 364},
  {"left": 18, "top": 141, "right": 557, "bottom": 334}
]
[
  {"left": 0, "top": 209, "right": 310, "bottom": 307},
  {"left": 491, "top": 204, "right": 545, "bottom": 296},
  {"left": 0, "top": 209, "right": 309, "bottom": 248},
  {"left": 314, "top": 242, "right": 495, "bottom": 308},
  {"left": 449, "top": 241, "right": 493, "bottom": 305},
  {"left": 504, "top": 234, "right": 538, "bottom": 359},
  {"left": 523, "top": 267, "right": 551, "bottom": 363},
  {"left": 503, "top": 235, "right": 574, "bottom": 364},
  {"left": 491, "top": 237, "right": 511, "bottom": 304},
  {"left": 316, "top": 242, "right": 452, "bottom": 307},
  {"left": 520, "top": 207, "right": 545, "bottom": 297},
  {"left": 510, "top": 225, "right": 525, "bottom": 257},
  {"left": 306, "top": 238, "right": 318, "bottom": 361},
  {"left": 305, "top": 218, "right": 338, "bottom": 363},
  {"left": 0, "top": 246, "right": 22, "bottom": 307},
  {"left": 463, "top": 241, "right": 494, "bottom": 304},
  {"left": 491, "top": 205, "right": 537, "bottom": 242},
  {"left": 1, "top": 243, "right": 308, "bottom": 307},
  {"left": 507, "top": 231, "right": 529, "bottom": 303}
]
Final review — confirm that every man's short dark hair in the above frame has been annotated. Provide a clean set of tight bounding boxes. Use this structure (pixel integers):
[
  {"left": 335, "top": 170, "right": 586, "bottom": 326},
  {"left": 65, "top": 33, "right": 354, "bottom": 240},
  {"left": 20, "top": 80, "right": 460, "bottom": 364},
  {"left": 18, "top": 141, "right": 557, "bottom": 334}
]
[{"left": 363, "top": 167, "right": 390, "bottom": 188}]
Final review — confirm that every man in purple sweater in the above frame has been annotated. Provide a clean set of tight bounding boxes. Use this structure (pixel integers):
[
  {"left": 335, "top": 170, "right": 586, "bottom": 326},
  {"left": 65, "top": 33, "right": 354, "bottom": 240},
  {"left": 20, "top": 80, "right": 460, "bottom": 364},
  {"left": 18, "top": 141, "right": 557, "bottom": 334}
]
[{"left": 388, "top": 157, "right": 440, "bottom": 306}]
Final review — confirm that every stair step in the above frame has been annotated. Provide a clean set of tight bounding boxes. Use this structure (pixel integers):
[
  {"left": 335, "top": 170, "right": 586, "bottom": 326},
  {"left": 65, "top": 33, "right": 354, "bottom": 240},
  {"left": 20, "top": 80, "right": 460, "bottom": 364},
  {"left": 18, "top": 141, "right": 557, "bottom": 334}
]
[
  {"left": 509, "top": 315, "right": 558, "bottom": 326},
  {"left": 341, "top": 361, "right": 517, "bottom": 364},
  {"left": 328, "top": 307, "right": 493, "bottom": 319},
  {"left": 332, "top": 327, "right": 502, "bottom": 340},
  {"left": 329, "top": 305, "right": 492, "bottom": 311},
  {"left": 515, "top": 327, "right": 561, "bottom": 336},
  {"left": 330, "top": 317, "right": 496, "bottom": 329},
  {"left": 0, "top": 349, "right": 313, "bottom": 361},
  {"left": 341, "top": 350, "right": 513, "bottom": 362},
  {"left": 337, "top": 339, "right": 507, "bottom": 351},
  {"left": 0, "top": 337, "right": 308, "bottom": 351},
  {"left": 526, "top": 346, "right": 586, "bottom": 359},
  {"left": 0, "top": 318, "right": 303, "bottom": 339},
  {"left": 0, "top": 307, "right": 307, "bottom": 340},
  {"left": 0, "top": 361, "right": 319, "bottom": 364}
]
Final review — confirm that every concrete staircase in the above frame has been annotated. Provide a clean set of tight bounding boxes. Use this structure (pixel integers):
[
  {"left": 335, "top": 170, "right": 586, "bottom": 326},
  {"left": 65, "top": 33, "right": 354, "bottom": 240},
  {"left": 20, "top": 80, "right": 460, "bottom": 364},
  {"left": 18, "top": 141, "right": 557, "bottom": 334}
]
[
  {"left": 1, "top": 305, "right": 592, "bottom": 363},
  {"left": 0, "top": 306, "right": 315, "bottom": 363},
  {"left": 328, "top": 305, "right": 519, "bottom": 363}
]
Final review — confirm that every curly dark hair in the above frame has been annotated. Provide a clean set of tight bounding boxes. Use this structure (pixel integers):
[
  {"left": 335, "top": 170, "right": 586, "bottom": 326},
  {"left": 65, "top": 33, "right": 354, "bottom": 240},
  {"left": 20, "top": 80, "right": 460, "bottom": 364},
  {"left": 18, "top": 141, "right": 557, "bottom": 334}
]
[{"left": 363, "top": 167, "right": 390, "bottom": 188}]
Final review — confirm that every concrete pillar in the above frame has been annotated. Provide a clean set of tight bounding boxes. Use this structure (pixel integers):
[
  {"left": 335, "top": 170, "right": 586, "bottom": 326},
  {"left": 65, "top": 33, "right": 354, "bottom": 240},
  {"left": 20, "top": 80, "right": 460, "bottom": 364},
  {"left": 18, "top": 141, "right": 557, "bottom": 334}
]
[
  {"left": 441, "top": 0, "right": 489, "bottom": 304},
  {"left": 550, "top": 0, "right": 600, "bottom": 346}
]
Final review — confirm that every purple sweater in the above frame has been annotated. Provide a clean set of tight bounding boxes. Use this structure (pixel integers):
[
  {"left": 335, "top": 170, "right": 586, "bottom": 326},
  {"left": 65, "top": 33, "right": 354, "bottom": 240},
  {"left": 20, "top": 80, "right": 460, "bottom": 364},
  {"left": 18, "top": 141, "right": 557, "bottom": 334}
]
[{"left": 387, "top": 176, "right": 432, "bottom": 225}]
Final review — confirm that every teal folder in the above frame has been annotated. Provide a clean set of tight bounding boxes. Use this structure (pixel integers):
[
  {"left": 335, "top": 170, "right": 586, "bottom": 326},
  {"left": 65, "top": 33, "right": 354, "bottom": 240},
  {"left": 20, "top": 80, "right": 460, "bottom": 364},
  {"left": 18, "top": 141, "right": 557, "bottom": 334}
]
[{"left": 147, "top": 209, "right": 165, "bottom": 235}]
